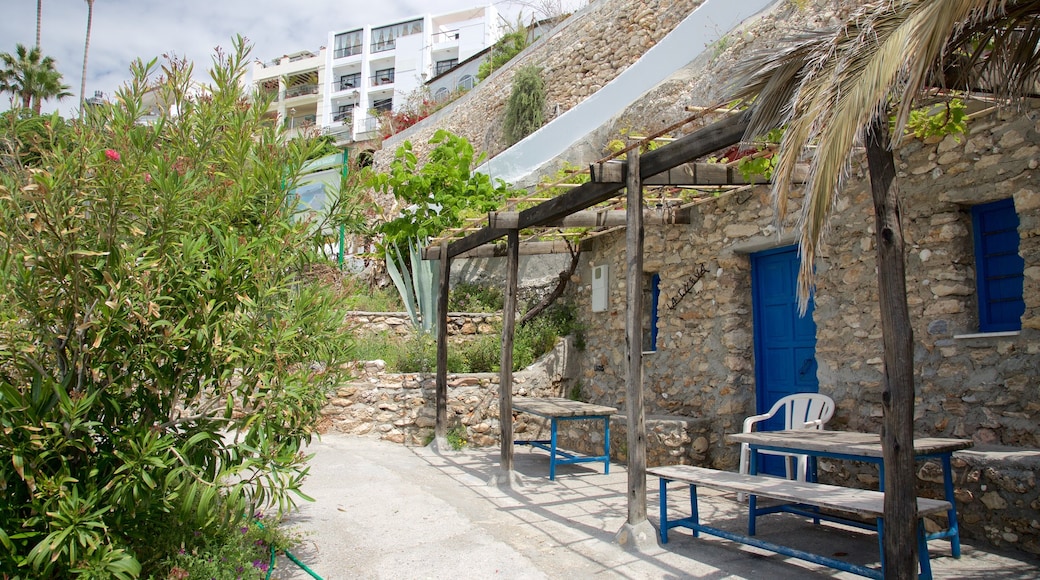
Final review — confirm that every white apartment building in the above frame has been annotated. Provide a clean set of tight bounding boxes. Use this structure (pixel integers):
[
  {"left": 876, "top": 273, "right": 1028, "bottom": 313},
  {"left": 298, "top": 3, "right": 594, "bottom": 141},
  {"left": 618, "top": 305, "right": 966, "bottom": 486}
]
[
  {"left": 251, "top": 48, "right": 326, "bottom": 140},
  {"left": 322, "top": 5, "right": 500, "bottom": 142}
]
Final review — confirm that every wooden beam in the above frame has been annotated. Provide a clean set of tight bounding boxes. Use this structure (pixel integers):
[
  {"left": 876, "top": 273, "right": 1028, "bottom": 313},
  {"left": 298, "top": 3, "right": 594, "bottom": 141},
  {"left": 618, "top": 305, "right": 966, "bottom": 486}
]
[
  {"left": 499, "top": 229, "right": 519, "bottom": 476},
  {"left": 438, "top": 113, "right": 749, "bottom": 260},
  {"left": 488, "top": 208, "right": 690, "bottom": 229},
  {"left": 425, "top": 240, "right": 576, "bottom": 259},
  {"left": 517, "top": 113, "right": 749, "bottom": 230},
  {"left": 624, "top": 149, "right": 647, "bottom": 526},
  {"left": 434, "top": 241, "right": 451, "bottom": 449}
]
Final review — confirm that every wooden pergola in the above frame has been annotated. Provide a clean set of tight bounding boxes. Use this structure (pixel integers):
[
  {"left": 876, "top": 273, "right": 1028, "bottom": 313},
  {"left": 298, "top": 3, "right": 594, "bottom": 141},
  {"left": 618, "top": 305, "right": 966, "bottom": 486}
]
[{"left": 423, "top": 110, "right": 751, "bottom": 538}]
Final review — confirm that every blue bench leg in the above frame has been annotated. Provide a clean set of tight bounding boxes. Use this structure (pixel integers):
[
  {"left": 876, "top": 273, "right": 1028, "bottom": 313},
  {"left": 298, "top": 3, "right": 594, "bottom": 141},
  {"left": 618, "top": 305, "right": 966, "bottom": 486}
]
[
  {"left": 549, "top": 418, "right": 558, "bottom": 480},
  {"left": 658, "top": 477, "right": 670, "bottom": 544},
  {"left": 690, "top": 484, "right": 700, "bottom": 538},
  {"left": 917, "top": 521, "right": 934, "bottom": 580}
]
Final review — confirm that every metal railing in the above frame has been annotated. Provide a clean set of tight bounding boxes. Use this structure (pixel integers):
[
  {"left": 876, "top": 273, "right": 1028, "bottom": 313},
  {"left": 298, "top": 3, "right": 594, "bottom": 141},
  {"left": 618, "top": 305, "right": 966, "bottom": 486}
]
[
  {"left": 371, "top": 40, "right": 395, "bottom": 53},
  {"left": 431, "top": 30, "right": 461, "bottom": 44},
  {"left": 333, "top": 111, "right": 353, "bottom": 123},
  {"left": 283, "top": 84, "right": 319, "bottom": 99},
  {"left": 334, "top": 45, "right": 362, "bottom": 59},
  {"left": 339, "top": 76, "right": 361, "bottom": 91},
  {"left": 370, "top": 71, "right": 395, "bottom": 86}
]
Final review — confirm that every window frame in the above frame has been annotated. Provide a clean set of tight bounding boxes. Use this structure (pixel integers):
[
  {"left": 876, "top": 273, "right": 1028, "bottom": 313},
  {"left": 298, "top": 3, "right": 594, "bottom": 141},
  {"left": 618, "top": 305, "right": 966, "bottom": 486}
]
[{"left": 971, "top": 198, "right": 1025, "bottom": 333}]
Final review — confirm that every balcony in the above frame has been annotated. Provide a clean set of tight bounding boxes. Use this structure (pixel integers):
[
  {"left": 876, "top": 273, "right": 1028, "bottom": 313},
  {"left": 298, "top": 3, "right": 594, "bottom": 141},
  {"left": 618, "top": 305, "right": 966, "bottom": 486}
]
[
  {"left": 371, "top": 71, "right": 395, "bottom": 87},
  {"left": 285, "top": 114, "right": 316, "bottom": 126},
  {"left": 339, "top": 75, "right": 361, "bottom": 91},
  {"left": 371, "top": 40, "right": 395, "bottom": 54},
  {"left": 322, "top": 124, "right": 353, "bottom": 140},
  {"left": 283, "top": 84, "right": 319, "bottom": 100},
  {"left": 334, "top": 45, "right": 362, "bottom": 59},
  {"left": 432, "top": 30, "right": 461, "bottom": 44},
  {"left": 333, "top": 110, "right": 353, "bottom": 124}
]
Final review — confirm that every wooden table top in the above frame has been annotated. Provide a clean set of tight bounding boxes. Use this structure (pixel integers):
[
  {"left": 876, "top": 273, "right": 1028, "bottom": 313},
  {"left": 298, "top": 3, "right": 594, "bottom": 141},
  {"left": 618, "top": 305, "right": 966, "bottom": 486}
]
[
  {"left": 513, "top": 397, "right": 618, "bottom": 418},
  {"left": 726, "top": 430, "right": 974, "bottom": 458}
]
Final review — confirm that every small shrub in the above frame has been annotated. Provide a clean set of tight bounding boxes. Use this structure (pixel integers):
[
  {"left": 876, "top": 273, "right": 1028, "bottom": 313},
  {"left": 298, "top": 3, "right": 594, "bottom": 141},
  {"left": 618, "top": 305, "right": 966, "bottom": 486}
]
[
  {"left": 351, "top": 330, "right": 403, "bottom": 362},
  {"left": 341, "top": 277, "right": 404, "bottom": 312},
  {"left": 461, "top": 334, "right": 502, "bottom": 373},
  {"left": 449, "top": 282, "right": 504, "bottom": 312},
  {"left": 162, "top": 516, "right": 299, "bottom": 580},
  {"left": 447, "top": 424, "right": 468, "bottom": 450},
  {"left": 503, "top": 65, "right": 545, "bottom": 146}
]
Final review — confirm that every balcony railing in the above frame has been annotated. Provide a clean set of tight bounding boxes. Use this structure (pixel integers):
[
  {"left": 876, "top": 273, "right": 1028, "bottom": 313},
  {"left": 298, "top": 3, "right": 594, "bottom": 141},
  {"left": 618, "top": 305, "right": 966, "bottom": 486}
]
[
  {"left": 371, "top": 71, "right": 395, "bottom": 87},
  {"left": 333, "top": 111, "right": 353, "bottom": 123},
  {"left": 322, "top": 124, "right": 353, "bottom": 140},
  {"left": 334, "top": 45, "right": 362, "bottom": 59},
  {"left": 283, "top": 84, "right": 319, "bottom": 99},
  {"left": 371, "top": 40, "right": 395, "bottom": 53},
  {"left": 431, "top": 30, "right": 460, "bottom": 44},
  {"left": 339, "top": 77, "right": 361, "bottom": 91},
  {"left": 284, "top": 114, "right": 316, "bottom": 128}
]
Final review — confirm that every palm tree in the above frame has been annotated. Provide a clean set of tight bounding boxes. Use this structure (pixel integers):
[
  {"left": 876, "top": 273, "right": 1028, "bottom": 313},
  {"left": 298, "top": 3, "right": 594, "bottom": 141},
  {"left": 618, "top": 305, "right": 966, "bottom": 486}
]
[
  {"left": 79, "top": 0, "right": 95, "bottom": 117},
  {"left": 36, "top": 0, "right": 43, "bottom": 49},
  {"left": 721, "top": 1, "right": 1040, "bottom": 577},
  {"left": 0, "top": 43, "right": 72, "bottom": 113}
]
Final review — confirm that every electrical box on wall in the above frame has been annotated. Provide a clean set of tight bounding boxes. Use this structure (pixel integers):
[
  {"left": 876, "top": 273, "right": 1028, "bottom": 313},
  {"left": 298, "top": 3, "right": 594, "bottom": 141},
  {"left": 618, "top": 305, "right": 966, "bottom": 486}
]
[{"left": 591, "top": 264, "right": 608, "bottom": 312}]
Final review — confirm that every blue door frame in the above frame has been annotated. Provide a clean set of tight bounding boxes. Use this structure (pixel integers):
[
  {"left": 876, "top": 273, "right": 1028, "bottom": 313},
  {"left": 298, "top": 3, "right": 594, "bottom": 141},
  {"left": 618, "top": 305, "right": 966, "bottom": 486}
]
[{"left": 751, "top": 246, "right": 819, "bottom": 475}]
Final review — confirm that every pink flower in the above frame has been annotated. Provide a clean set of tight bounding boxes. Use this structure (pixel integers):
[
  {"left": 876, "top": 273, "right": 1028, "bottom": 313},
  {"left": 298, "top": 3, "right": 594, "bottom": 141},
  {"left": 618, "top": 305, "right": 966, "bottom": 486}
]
[
  {"left": 144, "top": 172, "right": 152, "bottom": 184},
  {"left": 104, "top": 149, "right": 121, "bottom": 162}
]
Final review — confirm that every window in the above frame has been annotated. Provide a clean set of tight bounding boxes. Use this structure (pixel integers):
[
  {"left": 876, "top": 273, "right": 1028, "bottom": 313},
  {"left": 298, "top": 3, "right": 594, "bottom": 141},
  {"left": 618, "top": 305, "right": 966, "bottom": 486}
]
[
  {"left": 642, "top": 273, "right": 660, "bottom": 352},
  {"left": 334, "top": 30, "right": 363, "bottom": 58},
  {"left": 457, "top": 75, "right": 475, "bottom": 91},
  {"left": 372, "top": 68, "right": 395, "bottom": 86},
  {"left": 339, "top": 73, "right": 361, "bottom": 90},
  {"left": 372, "top": 97, "right": 393, "bottom": 113},
  {"left": 371, "top": 19, "right": 423, "bottom": 53},
  {"left": 434, "top": 87, "right": 450, "bottom": 101},
  {"left": 972, "top": 198, "right": 1025, "bottom": 332},
  {"left": 435, "top": 59, "right": 458, "bottom": 76}
]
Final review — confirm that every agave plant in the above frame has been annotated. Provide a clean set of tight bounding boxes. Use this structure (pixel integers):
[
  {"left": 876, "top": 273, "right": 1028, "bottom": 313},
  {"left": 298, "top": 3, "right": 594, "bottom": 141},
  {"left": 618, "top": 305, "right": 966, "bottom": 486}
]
[{"left": 385, "top": 238, "right": 440, "bottom": 334}]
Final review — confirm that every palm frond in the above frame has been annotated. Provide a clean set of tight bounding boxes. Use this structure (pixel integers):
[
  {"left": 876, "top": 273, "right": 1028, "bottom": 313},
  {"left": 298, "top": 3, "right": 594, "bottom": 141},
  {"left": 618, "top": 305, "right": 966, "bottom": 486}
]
[{"left": 717, "top": 0, "right": 1040, "bottom": 308}]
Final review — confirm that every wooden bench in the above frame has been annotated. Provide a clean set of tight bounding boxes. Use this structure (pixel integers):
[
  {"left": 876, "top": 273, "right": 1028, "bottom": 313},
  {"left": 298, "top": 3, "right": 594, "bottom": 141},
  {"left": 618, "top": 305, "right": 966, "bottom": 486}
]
[{"left": 648, "top": 465, "right": 952, "bottom": 580}]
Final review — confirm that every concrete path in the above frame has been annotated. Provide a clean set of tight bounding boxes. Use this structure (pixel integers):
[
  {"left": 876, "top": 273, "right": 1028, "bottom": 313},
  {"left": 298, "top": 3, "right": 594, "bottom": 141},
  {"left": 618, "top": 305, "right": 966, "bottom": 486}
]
[{"left": 275, "top": 432, "right": 1039, "bottom": 579}]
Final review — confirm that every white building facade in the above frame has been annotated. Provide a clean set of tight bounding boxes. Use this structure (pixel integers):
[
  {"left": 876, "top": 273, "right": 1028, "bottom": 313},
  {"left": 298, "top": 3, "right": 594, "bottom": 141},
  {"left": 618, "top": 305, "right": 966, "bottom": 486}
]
[
  {"left": 251, "top": 49, "right": 326, "bottom": 140},
  {"left": 322, "top": 5, "right": 500, "bottom": 142}
]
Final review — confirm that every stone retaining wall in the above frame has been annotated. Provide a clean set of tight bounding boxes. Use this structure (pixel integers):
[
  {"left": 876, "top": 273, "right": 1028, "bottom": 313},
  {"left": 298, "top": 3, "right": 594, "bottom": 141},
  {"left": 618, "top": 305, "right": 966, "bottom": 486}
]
[{"left": 345, "top": 311, "right": 502, "bottom": 338}]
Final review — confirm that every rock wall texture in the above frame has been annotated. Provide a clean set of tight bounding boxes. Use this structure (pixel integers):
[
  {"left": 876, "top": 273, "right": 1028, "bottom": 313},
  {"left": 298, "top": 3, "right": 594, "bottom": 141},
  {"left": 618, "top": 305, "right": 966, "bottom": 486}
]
[{"left": 374, "top": 0, "right": 710, "bottom": 172}]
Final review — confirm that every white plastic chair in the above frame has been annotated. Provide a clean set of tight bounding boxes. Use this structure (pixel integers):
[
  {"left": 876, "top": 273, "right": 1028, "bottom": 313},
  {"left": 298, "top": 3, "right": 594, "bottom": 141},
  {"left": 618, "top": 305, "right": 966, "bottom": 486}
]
[{"left": 738, "top": 393, "right": 835, "bottom": 487}]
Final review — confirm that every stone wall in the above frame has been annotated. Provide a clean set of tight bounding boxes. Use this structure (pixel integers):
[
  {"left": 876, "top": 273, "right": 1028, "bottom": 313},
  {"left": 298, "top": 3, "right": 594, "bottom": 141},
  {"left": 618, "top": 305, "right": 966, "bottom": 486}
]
[
  {"left": 345, "top": 311, "right": 502, "bottom": 337},
  {"left": 330, "top": 0, "right": 1040, "bottom": 557},
  {"left": 374, "top": 0, "right": 710, "bottom": 173}
]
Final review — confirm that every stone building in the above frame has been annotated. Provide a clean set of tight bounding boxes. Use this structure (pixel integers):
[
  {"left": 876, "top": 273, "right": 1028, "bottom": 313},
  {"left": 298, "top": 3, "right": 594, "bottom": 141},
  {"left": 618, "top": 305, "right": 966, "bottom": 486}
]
[{"left": 334, "top": 0, "right": 1040, "bottom": 556}]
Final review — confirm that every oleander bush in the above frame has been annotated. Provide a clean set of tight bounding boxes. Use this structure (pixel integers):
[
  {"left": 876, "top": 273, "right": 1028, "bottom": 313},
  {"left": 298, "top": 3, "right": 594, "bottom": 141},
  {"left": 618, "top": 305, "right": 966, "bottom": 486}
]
[{"left": 0, "top": 37, "right": 352, "bottom": 577}]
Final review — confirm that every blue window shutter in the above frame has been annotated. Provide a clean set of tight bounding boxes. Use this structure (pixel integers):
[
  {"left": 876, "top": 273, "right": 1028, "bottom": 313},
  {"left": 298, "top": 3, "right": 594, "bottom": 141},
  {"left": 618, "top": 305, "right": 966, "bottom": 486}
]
[
  {"left": 650, "top": 273, "right": 660, "bottom": 351},
  {"left": 972, "top": 199, "right": 1025, "bottom": 332}
]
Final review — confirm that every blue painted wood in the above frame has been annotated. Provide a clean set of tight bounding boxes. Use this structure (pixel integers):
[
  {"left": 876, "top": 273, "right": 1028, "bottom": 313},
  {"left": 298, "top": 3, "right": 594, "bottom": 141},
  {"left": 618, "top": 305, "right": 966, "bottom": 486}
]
[
  {"left": 649, "top": 273, "right": 661, "bottom": 351},
  {"left": 972, "top": 199, "right": 1025, "bottom": 332},
  {"left": 655, "top": 475, "right": 938, "bottom": 579},
  {"left": 751, "top": 246, "right": 819, "bottom": 476}
]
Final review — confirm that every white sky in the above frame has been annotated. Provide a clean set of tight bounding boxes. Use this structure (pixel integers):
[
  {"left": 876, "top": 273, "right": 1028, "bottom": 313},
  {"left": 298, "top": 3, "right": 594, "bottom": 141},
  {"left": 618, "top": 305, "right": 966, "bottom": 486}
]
[{"left": 1, "top": 0, "right": 584, "bottom": 117}]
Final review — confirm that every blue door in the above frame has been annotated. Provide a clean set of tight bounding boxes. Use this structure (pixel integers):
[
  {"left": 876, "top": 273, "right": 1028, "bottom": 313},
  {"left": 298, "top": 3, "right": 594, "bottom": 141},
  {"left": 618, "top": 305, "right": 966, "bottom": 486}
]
[{"left": 751, "top": 246, "right": 819, "bottom": 475}]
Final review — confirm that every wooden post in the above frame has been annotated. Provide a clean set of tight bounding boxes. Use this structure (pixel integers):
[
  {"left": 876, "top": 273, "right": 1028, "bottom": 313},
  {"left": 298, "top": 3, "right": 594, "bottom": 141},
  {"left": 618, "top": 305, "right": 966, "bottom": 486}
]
[
  {"left": 499, "top": 229, "right": 519, "bottom": 474},
  {"left": 435, "top": 240, "right": 451, "bottom": 448},
  {"left": 625, "top": 148, "right": 647, "bottom": 525},
  {"left": 865, "top": 113, "right": 917, "bottom": 578}
]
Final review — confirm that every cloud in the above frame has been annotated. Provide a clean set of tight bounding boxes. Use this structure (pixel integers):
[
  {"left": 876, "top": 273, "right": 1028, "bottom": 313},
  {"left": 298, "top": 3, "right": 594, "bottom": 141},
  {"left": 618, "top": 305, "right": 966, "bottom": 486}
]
[{"left": 1, "top": 0, "right": 582, "bottom": 116}]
